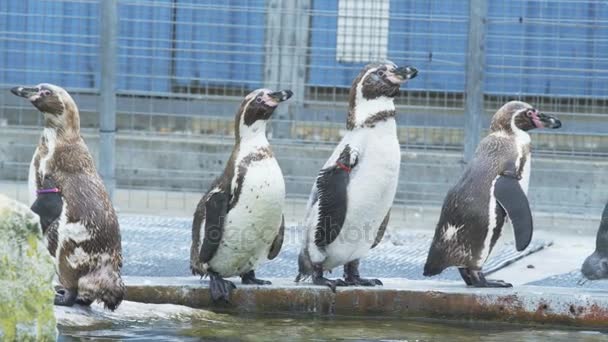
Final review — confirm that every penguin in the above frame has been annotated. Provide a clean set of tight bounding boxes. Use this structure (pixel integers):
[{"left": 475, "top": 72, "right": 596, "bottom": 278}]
[
  {"left": 423, "top": 101, "right": 562, "bottom": 287},
  {"left": 190, "top": 88, "right": 292, "bottom": 302},
  {"left": 581, "top": 201, "right": 608, "bottom": 280},
  {"left": 295, "top": 62, "right": 418, "bottom": 290},
  {"left": 11, "top": 84, "right": 125, "bottom": 310}
]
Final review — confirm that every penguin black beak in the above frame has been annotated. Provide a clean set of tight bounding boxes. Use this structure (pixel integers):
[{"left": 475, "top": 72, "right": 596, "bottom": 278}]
[
  {"left": 392, "top": 66, "right": 418, "bottom": 81},
  {"left": 11, "top": 86, "right": 39, "bottom": 99},
  {"left": 268, "top": 90, "right": 293, "bottom": 102},
  {"left": 538, "top": 112, "right": 562, "bottom": 129}
]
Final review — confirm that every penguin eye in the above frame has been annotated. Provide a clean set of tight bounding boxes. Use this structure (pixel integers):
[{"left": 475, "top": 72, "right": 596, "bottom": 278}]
[
  {"left": 377, "top": 70, "right": 385, "bottom": 77},
  {"left": 41, "top": 89, "right": 51, "bottom": 97},
  {"left": 255, "top": 97, "right": 263, "bottom": 103},
  {"left": 525, "top": 109, "right": 535, "bottom": 117}
]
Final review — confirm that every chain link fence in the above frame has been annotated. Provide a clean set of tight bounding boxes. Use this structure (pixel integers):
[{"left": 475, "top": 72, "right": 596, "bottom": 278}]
[{"left": 0, "top": 0, "right": 606, "bottom": 218}]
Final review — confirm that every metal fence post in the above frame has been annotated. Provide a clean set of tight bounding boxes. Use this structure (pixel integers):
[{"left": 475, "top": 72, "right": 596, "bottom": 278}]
[
  {"left": 288, "top": 0, "right": 311, "bottom": 140},
  {"left": 264, "top": 0, "right": 310, "bottom": 140},
  {"left": 463, "top": 0, "right": 488, "bottom": 162},
  {"left": 264, "top": 0, "right": 283, "bottom": 139},
  {"left": 99, "top": 0, "right": 117, "bottom": 200}
]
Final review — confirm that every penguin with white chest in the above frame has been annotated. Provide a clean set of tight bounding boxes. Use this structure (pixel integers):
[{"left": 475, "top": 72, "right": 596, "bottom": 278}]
[
  {"left": 190, "top": 88, "right": 292, "bottom": 301},
  {"left": 295, "top": 62, "right": 418, "bottom": 290},
  {"left": 424, "top": 101, "right": 561, "bottom": 287},
  {"left": 11, "top": 84, "right": 125, "bottom": 309}
]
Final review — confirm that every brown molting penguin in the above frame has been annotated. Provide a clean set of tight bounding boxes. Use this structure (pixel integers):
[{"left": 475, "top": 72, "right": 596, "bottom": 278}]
[
  {"left": 191, "top": 88, "right": 292, "bottom": 302},
  {"left": 424, "top": 101, "right": 561, "bottom": 287},
  {"left": 11, "top": 83, "right": 124, "bottom": 310}
]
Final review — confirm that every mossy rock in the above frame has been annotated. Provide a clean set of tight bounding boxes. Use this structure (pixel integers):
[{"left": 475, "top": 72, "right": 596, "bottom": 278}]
[{"left": 0, "top": 194, "right": 57, "bottom": 341}]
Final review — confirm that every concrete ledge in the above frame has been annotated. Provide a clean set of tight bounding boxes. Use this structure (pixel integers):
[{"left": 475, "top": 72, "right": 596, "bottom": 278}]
[{"left": 124, "top": 277, "right": 608, "bottom": 328}]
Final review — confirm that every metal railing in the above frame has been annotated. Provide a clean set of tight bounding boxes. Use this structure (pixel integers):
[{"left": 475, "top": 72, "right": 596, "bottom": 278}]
[{"left": 0, "top": 0, "right": 606, "bottom": 216}]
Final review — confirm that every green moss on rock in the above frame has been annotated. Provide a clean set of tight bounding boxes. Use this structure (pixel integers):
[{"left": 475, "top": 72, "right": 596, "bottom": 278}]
[{"left": 0, "top": 194, "right": 57, "bottom": 341}]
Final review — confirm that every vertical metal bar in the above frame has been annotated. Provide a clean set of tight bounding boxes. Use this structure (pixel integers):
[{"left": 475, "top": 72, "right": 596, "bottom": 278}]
[
  {"left": 99, "top": 0, "right": 117, "bottom": 200},
  {"left": 288, "top": 0, "right": 311, "bottom": 138},
  {"left": 264, "top": 0, "right": 283, "bottom": 138},
  {"left": 264, "top": 0, "right": 310, "bottom": 140},
  {"left": 277, "top": 0, "right": 297, "bottom": 139},
  {"left": 463, "top": 0, "right": 488, "bottom": 162}
]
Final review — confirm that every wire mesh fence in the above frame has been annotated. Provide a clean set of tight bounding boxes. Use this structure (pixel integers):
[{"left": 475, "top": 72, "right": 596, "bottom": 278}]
[{"left": 0, "top": 0, "right": 606, "bottom": 218}]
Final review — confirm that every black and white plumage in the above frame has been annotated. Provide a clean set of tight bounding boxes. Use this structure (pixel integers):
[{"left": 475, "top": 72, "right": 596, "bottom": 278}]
[
  {"left": 581, "top": 202, "right": 608, "bottom": 280},
  {"left": 11, "top": 84, "right": 125, "bottom": 310},
  {"left": 296, "top": 62, "right": 418, "bottom": 290},
  {"left": 190, "top": 88, "right": 292, "bottom": 301},
  {"left": 314, "top": 145, "right": 357, "bottom": 248},
  {"left": 424, "top": 101, "right": 562, "bottom": 287}
]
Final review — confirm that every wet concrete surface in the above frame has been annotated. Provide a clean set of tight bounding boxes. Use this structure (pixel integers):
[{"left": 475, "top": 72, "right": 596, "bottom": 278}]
[{"left": 123, "top": 276, "right": 608, "bottom": 328}]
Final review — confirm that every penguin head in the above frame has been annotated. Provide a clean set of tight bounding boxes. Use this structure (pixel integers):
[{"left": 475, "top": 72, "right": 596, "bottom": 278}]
[
  {"left": 11, "top": 83, "right": 80, "bottom": 134},
  {"left": 351, "top": 62, "right": 418, "bottom": 101},
  {"left": 347, "top": 62, "right": 417, "bottom": 130},
  {"left": 490, "top": 101, "right": 562, "bottom": 133},
  {"left": 234, "top": 88, "right": 292, "bottom": 139}
]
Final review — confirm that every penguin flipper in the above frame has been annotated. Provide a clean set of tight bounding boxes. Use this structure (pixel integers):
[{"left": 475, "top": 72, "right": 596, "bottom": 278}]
[
  {"left": 371, "top": 210, "right": 390, "bottom": 249},
  {"left": 199, "top": 190, "right": 229, "bottom": 263},
  {"left": 494, "top": 176, "right": 533, "bottom": 251},
  {"left": 314, "top": 145, "right": 358, "bottom": 248},
  {"left": 268, "top": 215, "right": 285, "bottom": 260},
  {"left": 31, "top": 195, "right": 62, "bottom": 234},
  {"left": 30, "top": 175, "right": 63, "bottom": 234},
  {"left": 314, "top": 166, "right": 350, "bottom": 248}
]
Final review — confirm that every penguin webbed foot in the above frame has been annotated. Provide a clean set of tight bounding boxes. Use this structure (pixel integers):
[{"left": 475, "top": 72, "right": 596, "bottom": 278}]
[
  {"left": 294, "top": 273, "right": 309, "bottom": 283},
  {"left": 311, "top": 264, "right": 346, "bottom": 292},
  {"left": 54, "top": 288, "right": 77, "bottom": 307},
  {"left": 481, "top": 279, "right": 513, "bottom": 288},
  {"left": 209, "top": 272, "right": 236, "bottom": 302},
  {"left": 312, "top": 275, "right": 347, "bottom": 292},
  {"left": 343, "top": 275, "right": 383, "bottom": 286},
  {"left": 458, "top": 267, "right": 474, "bottom": 286},
  {"left": 466, "top": 269, "right": 513, "bottom": 288},
  {"left": 240, "top": 270, "right": 271, "bottom": 285},
  {"left": 343, "top": 259, "right": 383, "bottom": 286}
]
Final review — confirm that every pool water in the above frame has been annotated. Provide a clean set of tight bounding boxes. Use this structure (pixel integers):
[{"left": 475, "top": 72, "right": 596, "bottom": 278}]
[{"left": 56, "top": 303, "right": 607, "bottom": 342}]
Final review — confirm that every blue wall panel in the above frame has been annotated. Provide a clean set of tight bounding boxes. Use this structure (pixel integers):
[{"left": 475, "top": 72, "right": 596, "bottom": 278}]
[
  {"left": 0, "top": 0, "right": 605, "bottom": 98},
  {"left": 387, "top": 1, "right": 467, "bottom": 93},
  {"left": 172, "top": 0, "right": 265, "bottom": 91},
  {"left": 0, "top": 0, "right": 98, "bottom": 88},
  {"left": 486, "top": 1, "right": 607, "bottom": 97},
  {"left": 307, "top": 1, "right": 362, "bottom": 88},
  {"left": 308, "top": 0, "right": 606, "bottom": 97},
  {"left": 307, "top": 0, "right": 467, "bottom": 92},
  {"left": 117, "top": 1, "right": 173, "bottom": 92}
]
